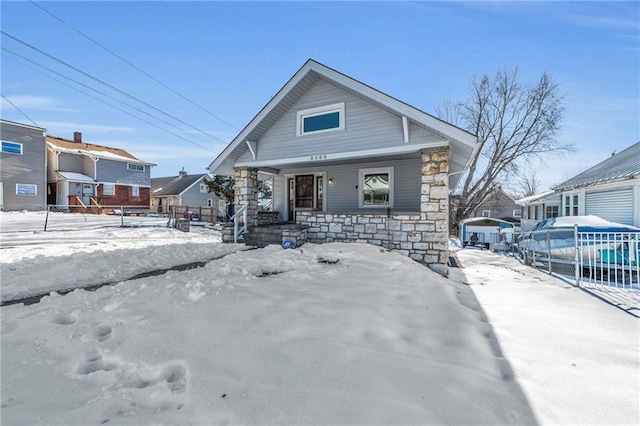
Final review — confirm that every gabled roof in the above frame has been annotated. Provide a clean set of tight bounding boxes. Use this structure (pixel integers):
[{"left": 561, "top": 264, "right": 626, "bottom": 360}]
[
  {"left": 150, "top": 174, "right": 209, "bottom": 197},
  {"left": 46, "top": 135, "right": 154, "bottom": 165},
  {"left": 0, "top": 119, "right": 46, "bottom": 132},
  {"left": 208, "top": 59, "right": 477, "bottom": 187},
  {"left": 553, "top": 142, "right": 640, "bottom": 191}
]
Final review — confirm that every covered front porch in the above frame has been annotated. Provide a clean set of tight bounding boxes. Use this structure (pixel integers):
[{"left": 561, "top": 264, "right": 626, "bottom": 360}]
[{"left": 223, "top": 147, "right": 452, "bottom": 275}]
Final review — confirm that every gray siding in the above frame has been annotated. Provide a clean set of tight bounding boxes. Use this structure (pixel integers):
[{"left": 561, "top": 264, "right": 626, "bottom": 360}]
[
  {"left": 0, "top": 122, "right": 47, "bottom": 208},
  {"left": 273, "top": 158, "right": 421, "bottom": 213},
  {"left": 96, "top": 160, "right": 150, "bottom": 186},
  {"left": 180, "top": 180, "right": 217, "bottom": 207},
  {"left": 58, "top": 152, "right": 84, "bottom": 174},
  {"left": 255, "top": 80, "right": 442, "bottom": 161}
]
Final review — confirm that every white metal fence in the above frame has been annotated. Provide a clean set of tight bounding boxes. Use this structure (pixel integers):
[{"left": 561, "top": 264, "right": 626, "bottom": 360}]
[{"left": 519, "top": 227, "right": 640, "bottom": 290}]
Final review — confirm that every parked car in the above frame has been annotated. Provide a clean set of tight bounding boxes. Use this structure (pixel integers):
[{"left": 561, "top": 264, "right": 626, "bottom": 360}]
[
  {"left": 183, "top": 210, "right": 199, "bottom": 221},
  {"left": 518, "top": 215, "right": 640, "bottom": 266}
]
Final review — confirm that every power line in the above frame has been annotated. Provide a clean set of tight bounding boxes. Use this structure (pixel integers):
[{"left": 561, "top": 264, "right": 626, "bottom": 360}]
[
  {"left": 2, "top": 53, "right": 218, "bottom": 153},
  {"left": 2, "top": 47, "right": 217, "bottom": 147},
  {"left": 29, "top": 0, "right": 239, "bottom": 132},
  {"left": 1, "top": 93, "right": 40, "bottom": 127},
  {"left": 1, "top": 30, "right": 227, "bottom": 144}
]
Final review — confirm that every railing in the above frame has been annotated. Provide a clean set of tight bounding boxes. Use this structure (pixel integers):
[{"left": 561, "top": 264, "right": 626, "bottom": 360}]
[
  {"left": 231, "top": 204, "right": 248, "bottom": 243},
  {"left": 519, "top": 226, "right": 640, "bottom": 290}
]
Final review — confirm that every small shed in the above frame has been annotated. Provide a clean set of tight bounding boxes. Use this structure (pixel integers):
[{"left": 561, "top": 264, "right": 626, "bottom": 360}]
[{"left": 460, "top": 217, "right": 515, "bottom": 250}]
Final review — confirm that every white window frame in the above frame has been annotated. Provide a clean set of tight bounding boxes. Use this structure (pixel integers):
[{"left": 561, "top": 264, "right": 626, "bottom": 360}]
[
  {"left": 132, "top": 186, "right": 139, "bottom": 197},
  {"left": 127, "top": 163, "right": 144, "bottom": 171},
  {"left": 200, "top": 182, "right": 207, "bottom": 193},
  {"left": 16, "top": 183, "right": 37, "bottom": 195},
  {"left": 564, "top": 193, "right": 580, "bottom": 216},
  {"left": 481, "top": 210, "right": 491, "bottom": 218},
  {"left": 103, "top": 184, "right": 115, "bottom": 196},
  {"left": 512, "top": 209, "right": 521, "bottom": 217},
  {"left": 358, "top": 167, "right": 394, "bottom": 209},
  {"left": 2, "top": 141, "right": 23, "bottom": 155},
  {"left": 207, "top": 198, "right": 213, "bottom": 207},
  {"left": 296, "top": 102, "right": 345, "bottom": 137}
]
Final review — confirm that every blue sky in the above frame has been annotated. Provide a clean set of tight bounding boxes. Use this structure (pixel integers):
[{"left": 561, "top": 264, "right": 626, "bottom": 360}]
[{"left": 1, "top": 1, "right": 638, "bottom": 191}]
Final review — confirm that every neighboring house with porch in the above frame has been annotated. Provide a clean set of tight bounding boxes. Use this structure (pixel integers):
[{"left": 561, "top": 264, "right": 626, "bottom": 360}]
[
  {"left": 208, "top": 59, "right": 477, "bottom": 275},
  {"left": 46, "top": 132, "right": 155, "bottom": 210},
  {"left": 516, "top": 141, "right": 640, "bottom": 230},
  {"left": 515, "top": 190, "right": 561, "bottom": 231},
  {"left": 0, "top": 120, "right": 47, "bottom": 210},
  {"left": 150, "top": 170, "right": 215, "bottom": 213}
]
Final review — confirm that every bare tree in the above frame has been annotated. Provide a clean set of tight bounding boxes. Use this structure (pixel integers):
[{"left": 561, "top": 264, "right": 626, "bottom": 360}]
[
  {"left": 438, "top": 67, "right": 573, "bottom": 231},
  {"left": 514, "top": 165, "right": 541, "bottom": 198}
]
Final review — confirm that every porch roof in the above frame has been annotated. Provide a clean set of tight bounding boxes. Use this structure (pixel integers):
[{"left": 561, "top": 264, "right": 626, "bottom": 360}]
[
  {"left": 56, "top": 171, "right": 95, "bottom": 183},
  {"left": 208, "top": 59, "right": 477, "bottom": 188}
]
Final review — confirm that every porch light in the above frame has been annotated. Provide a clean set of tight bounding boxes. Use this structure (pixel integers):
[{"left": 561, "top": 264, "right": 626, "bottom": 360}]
[{"left": 329, "top": 178, "right": 334, "bottom": 184}]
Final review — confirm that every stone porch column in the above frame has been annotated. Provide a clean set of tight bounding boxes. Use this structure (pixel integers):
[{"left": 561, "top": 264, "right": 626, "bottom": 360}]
[
  {"left": 420, "top": 147, "right": 450, "bottom": 275},
  {"left": 234, "top": 167, "right": 259, "bottom": 228}
]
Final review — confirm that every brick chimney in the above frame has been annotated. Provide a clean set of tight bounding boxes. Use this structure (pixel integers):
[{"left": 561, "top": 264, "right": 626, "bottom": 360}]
[
  {"left": 73, "top": 132, "right": 82, "bottom": 143},
  {"left": 178, "top": 167, "right": 187, "bottom": 177}
]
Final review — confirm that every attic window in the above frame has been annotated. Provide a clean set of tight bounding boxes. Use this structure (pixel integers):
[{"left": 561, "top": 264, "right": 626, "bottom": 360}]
[
  {"left": 296, "top": 102, "right": 345, "bottom": 136},
  {"left": 128, "top": 163, "right": 144, "bottom": 171}
]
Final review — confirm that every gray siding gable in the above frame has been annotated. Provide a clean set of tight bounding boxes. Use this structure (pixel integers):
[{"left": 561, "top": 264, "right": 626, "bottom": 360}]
[
  {"left": 253, "top": 79, "right": 444, "bottom": 162},
  {"left": 97, "top": 159, "right": 151, "bottom": 186}
]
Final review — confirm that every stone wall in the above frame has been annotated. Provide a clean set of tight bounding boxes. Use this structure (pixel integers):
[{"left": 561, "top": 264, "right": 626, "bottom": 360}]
[
  {"left": 296, "top": 211, "right": 449, "bottom": 275},
  {"left": 257, "top": 211, "right": 280, "bottom": 226},
  {"left": 234, "top": 167, "right": 259, "bottom": 227}
]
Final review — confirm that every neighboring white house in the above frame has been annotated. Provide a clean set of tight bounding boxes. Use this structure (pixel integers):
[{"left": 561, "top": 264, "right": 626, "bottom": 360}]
[
  {"left": 515, "top": 190, "right": 562, "bottom": 231},
  {"left": 517, "top": 141, "right": 640, "bottom": 229},
  {"left": 207, "top": 59, "right": 477, "bottom": 275},
  {"left": 150, "top": 170, "right": 215, "bottom": 214}
]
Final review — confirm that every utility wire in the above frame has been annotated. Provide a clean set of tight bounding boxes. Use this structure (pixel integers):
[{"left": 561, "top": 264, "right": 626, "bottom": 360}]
[
  {"left": 1, "top": 30, "right": 226, "bottom": 144},
  {"left": 2, "top": 47, "right": 217, "bottom": 147},
  {"left": 2, "top": 53, "right": 218, "bottom": 153},
  {"left": 29, "top": 0, "right": 239, "bottom": 132},
  {"left": 1, "top": 93, "right": 40, "bottom": 127}
]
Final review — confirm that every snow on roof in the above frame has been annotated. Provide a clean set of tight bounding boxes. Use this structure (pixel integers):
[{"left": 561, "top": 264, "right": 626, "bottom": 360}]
[
  {"left": 56, "top": 171, "right": 95, "bottom": 182},
  {"left": 46, "top": 135, "right": 155, "bottom": 166},
  {"left": 515, "top": 190, "right": 557, "bottom": 206}
]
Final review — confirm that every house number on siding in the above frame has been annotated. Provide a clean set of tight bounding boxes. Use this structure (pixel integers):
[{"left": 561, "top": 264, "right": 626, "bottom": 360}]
[{"left": 310, "top": 154, "right": 327, "bottom": 161}]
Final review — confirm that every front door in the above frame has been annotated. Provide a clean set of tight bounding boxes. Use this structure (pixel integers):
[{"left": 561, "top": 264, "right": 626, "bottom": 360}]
[
  {"left": 287, "top": 174, "right": 324, "bottom": 222},
  {"left": 82, "top": 184, "right": 94, "bottom": 205}
]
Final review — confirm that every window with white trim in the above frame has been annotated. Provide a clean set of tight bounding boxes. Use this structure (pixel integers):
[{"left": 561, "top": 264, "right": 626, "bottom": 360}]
[
  {"left": 16, "top": 183, "right": 37, "bottom": 195},
  {"left": 2, "top": 141, "right": 23, "bottom": 155},
  {"left": 132, "top": 186, "right": 139, "bottom": 197},
  {"left": 481, "top": 210, "right": 491, "bottom": 217},
  {"left": 564, "top": 194, "right": 579, "bottom": 216},
  {"left": 513, "top": 209, "right": 522, "bottom": 217},
  {"left": 296, "top": 102, "right": 345, "bottom": 136},
  {"left": 103, "top": 184, "right": 115, "bottom": 196},
  {"left": 359, "top": 167, "right": 393, "bottom": 208},
  {"left": 128, "top": 163, "right": 144, "bottom": 171},
  {"left": 207, "top": 198, "right": 213, "bottom": 207},
  {"left": 546, "top": 205, "right": 559, "bottom": 218},
  {"left": 200, "top": 182, "right": 207, "bottom": 193}
]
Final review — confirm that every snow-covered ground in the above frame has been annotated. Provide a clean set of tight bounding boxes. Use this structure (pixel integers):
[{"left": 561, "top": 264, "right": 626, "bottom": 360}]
[{"left": 1, "top": 223, "right": 638, "bottom": 424}]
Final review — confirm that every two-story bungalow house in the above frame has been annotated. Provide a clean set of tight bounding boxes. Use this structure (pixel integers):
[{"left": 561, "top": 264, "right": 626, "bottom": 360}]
[
  {"left": 0, "top": 119, "right": 48, "bottom": 210},
  {"left": 208, "top": 59, "right": 477, "bottom": 275},
  {"left": 46, "top": 132, "right": 155, "bottom": 210}
]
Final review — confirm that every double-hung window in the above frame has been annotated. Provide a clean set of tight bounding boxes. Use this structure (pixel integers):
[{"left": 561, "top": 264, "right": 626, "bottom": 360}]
[
  {"left": 296, "top": 102, "right": 345, "bottom": 136},
  {"left": 359, "top": 167, "right": 394, "bottom": 208},
  {"left": 564, "top": 194, "right": 579, "bottom": 216},
  {"left": 103, "top": 184, "right": 115, "bottom": 196},
  {"left": 132, "top": 186, "right": 139, "bottom": 197},
  {"left": 2, "top": 141, "right": 23, "bottom": 155}
]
